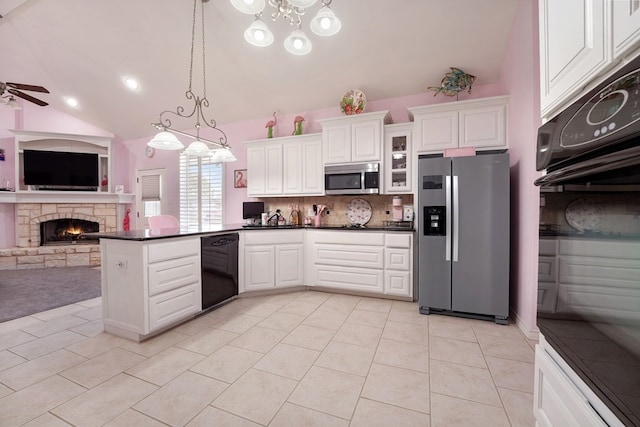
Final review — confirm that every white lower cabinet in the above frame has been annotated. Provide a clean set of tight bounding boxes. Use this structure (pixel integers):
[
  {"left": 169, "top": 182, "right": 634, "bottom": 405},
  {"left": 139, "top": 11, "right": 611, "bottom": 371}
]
[
  {"left": 305, "top": 230, "right": 413, "bottom": 297},
  {"left": 101, "top": 236, "right": 201, "bottom": 341},
  {"left": 240, "top": 230, "right": 304, "bottom": 292},
  {"left": 534, "top": 336, "right": 611, "bottom": 427}
]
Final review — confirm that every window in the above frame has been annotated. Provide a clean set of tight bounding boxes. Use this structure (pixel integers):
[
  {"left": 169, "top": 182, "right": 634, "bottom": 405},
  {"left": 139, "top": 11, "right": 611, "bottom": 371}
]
[
  {"left": 136, "top": 168, "right": 167, "bottom": 229},
  {"left": 179, "top": 154, "right": 223, "bottom": 231}
]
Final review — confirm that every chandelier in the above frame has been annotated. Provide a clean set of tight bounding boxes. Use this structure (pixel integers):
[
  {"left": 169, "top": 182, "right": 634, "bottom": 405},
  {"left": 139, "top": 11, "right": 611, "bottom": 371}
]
[
  {"left": 148, "top": 0, "right": 236, "bottom": 161},
  {"left": 230, "top": 0, "right": 341, "bottom": 55}
]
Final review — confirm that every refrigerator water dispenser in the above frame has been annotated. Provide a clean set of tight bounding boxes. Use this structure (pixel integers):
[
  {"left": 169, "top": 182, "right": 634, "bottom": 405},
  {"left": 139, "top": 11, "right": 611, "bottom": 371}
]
[{"left": 424, "top": 206, "right": 446, "bottom": 235}]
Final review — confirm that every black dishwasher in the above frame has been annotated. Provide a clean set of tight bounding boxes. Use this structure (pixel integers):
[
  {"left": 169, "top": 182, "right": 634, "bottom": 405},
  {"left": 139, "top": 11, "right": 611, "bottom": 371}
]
[{"left": 201, "top": 233, "right": 239, "bottom": 311}]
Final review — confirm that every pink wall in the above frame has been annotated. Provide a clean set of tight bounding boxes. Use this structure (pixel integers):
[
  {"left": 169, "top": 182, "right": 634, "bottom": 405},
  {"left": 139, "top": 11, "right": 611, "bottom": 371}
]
[{"left": 500, "top": 0, "right": 541, "bottom": 337}]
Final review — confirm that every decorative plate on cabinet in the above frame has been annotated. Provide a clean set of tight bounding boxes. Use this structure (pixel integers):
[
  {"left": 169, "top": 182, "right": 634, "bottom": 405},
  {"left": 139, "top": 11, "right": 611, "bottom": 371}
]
[
  {"left": 346, "top": 198, "right": 372, "bottom": 225},
  {"left": 340, "top": 90, "right": 366, "bottom": 115},
  {"left": 565, "top": 197, "right": 602, "bottom": 232}
]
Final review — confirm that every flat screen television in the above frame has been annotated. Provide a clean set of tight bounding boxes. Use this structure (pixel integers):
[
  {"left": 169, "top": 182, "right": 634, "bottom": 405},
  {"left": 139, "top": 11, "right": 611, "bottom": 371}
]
[
  {"left": 242, "top": 201, "right": 264, "bottom": 219},
  {"left": 23, "top": 150, "right": 99, "bottom": 189}
]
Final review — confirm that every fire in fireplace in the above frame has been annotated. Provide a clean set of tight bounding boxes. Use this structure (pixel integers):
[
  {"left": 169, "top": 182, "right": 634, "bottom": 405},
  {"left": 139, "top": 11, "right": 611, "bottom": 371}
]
[{"left": 40, "top": 219, "right": 100, "bottom": 246}]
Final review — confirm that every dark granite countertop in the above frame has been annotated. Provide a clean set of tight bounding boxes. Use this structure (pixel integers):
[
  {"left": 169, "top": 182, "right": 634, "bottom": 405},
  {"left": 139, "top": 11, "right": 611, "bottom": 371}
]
[
  {"left": 86, "top": 223, "right": 415, "bottom": 242},
  {"left": 539, "top": 230, "right": 640, "bottom": 240}
]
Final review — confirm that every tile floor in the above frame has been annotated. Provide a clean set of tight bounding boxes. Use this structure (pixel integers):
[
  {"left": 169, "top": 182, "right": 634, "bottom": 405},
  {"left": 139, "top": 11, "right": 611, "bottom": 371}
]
[{"left": 0, "top": 291, "right": 537, "bottom": 426}]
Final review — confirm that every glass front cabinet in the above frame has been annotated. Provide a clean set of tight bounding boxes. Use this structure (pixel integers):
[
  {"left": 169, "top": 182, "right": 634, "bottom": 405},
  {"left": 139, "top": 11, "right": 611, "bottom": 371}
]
[{"left": 384, "top": 123, "right": 412, "bottom": 194}]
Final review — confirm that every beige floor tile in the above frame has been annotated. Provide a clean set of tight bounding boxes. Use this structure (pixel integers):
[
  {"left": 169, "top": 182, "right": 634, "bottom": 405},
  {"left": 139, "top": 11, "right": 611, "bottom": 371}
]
[
  {"left": 319, "top": 294, "right": 361, "bottom": 313},
  {"left": 0, "top": 349, "right": 27, "bottom": 371},
  {"left": 52, "top": 373, "right": 157, "bottom": 427},
  {"left": 75, "top": 297, "right": 102, "bottom": 308},
  {"left": 314, "top": 341, "right": 375, "bottom": 377},
  {"left": 0, "top": 329, "right": 37, "bottom": 351},
  {"left": 0, "top": 348, "right": 86, "bottom": 390},
  {"left": 238, "top": 302, "right": 283, "bottom": 318},
  {"left": 355, "top": 297, "right": 393, "bottom": 313},
  {"left": 361, "top": 363, "right": 430, "bottom": 414},
  {"left": 212, "top": 368, "right": 297, "bottom": 425},
  {"left": 498, "top": 388, "right": 535, "bottom": 427},
  {"left": 0, "top": 316, "right": 44, "bottom": 335},
  {"left": 257, "top": 311, "right": 306, "bottom": 332},
  {"left": 103, "top": 409, "right": 167, "bottom": 426},
  {"left": 71, "top": 305, "right": 103, "bottom": 321},
  {"left": 486, "top": 356, "right": 535, "bottom": 393},
  {"left": 277, "top": 300, "right": 321, "bottom": 317},
  {"left": 10, "top": 330, "right": 86, "bottom": 360},
  {"left": 119, "top": 330, "right": 189, "bottom": 357},
  {"left": 294, "top": 291, "right": 331, "bottom": 305},
  {"left": 190, "top": 345, "right": 263, "bottom": 383},
  {"left": 20, "top": 314, "right": 88, "bottom": 338},
  {"left": 254, "top": 343, "right": 319, "bottom": 380},
  {"left": 270, "top": 402, "right": 349, "bottom": 427},
  {"left": 430, "top": 336, "right": 486, "bottom": 368},
  {"left": 288, "top": 366, "right": 365, "bottom": 419},
  {"left": 471, "top": 320, "right": 523, "bottom": 339},
  {"left": 382, "top": 320, "right": 429, "bottom": 346},
  {"left": 60, "top": 348, "right": 146, "bottom": 388},
  {"left": 0, "top": 376, "right": 86, "bottom": 426},
  {"left": 345, "top": 309, "right": 388, "bottom": 328},
  {"left": 22, "top": 412, "right": 74, "bottom": 426},
  {"left": 64, "top": 332, "right": 130, "bottom": 358},
  {"left": 134, "top": 371, "right": 228, "bottom": 426},
  {"left": 186, "top": 406, "right": 261, "bottom": 427},
  {"left": 387, "top": 308, "right": 429, "bottom": 326},
  {"left": 170, "top": 314, "right": 221, "bottom": 336},
  {"left": 373, "top": 338, "right": 429, "bottom": 373},
  {"left": 350, "top": 397, "right": 431, "bottom": 427},
  {"left": 391, "top": 300, "right": 419, "bottom": 312},
  {"left": 31, "top": 304, "right": 87, "bottom": 321},
  {"left": 302, "top": 308, "right": 348, "bottom": 331},
  {"left": 69, "top": 319, "right": 104, "bottom": 337},
  {"left": 0, "top": 383, "right": 12, "bottom": 398},
  {"left": 430, "top": 392, "right": 510, "bottom": 427},
  {"left": 428, "top": 315, "right": 477, "bottom": 342},
  {"left": 205, "top": 301, "right": 247, "bottom": 320},
  {"left": 215, "top": 313, "right": 264, "bottom": 334},
  {"left": 126, "top": 347, "right": 205, "bottom": 386},
  {"left": 282, "top": 324, "right": 335, "bottom": 351},
  {"left": 476, "top": 332, "right": 535, "bottom": 363},
  {"left": 175, "top": 328, "right": 239, "bottom": 356},
  {"left": 332, "top": 323, "right": 383, "bottom": 348},
  {"left": 262, "top": 292, "right": 302, "bottom": 306},
  {"left": 228, "top": 326, "right": 287, "bottom": 353},
  {"left": 430, "top": 359, "right": 502, "bottom": 407}
]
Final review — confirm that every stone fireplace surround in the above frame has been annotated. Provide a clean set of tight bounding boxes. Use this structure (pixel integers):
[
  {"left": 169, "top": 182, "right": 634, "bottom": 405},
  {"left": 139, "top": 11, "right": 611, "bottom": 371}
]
[{"left": 0, "top": 202, "right": 117, "bottom": 270}]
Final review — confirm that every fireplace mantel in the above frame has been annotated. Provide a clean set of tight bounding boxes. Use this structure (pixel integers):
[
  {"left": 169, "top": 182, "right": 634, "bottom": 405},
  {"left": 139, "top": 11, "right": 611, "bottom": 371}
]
[{"left": 0, "top": 191, "right": 134, "bottom": 204}]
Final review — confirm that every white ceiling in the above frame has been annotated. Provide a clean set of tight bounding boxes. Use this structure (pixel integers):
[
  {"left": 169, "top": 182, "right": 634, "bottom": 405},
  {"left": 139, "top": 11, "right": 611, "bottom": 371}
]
[{"left": 0, "top": 0, "right": 519, "bottom": 140}]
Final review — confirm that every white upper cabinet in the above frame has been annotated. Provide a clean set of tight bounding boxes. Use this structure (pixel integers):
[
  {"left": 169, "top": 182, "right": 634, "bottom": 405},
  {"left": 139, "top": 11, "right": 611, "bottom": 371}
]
[
  {"left": 539, "top": 0, "right": 640, "bottom": 119},
  {"left": 318, "top": 110, "right": 391, "bottom": 165},
  {"left": 384, "top": 123, "right": 413, "bottom": 194},
  {"left": 408, "top": 96, "right": 508, "bottom": 154},
  {"left": 245, "top": 133, "right": 323, "bottom": 197}
]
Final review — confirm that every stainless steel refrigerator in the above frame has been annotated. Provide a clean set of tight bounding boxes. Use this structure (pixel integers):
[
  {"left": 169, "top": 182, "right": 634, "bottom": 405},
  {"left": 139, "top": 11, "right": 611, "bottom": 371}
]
[{"left": 418, "top": 152, "right": 510, "bottom": 324}]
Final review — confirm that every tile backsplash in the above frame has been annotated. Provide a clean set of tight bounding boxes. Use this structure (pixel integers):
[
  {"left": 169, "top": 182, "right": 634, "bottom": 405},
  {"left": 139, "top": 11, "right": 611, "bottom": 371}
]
[{"left": 259, "top": 194, "right": 414, "bottom": 227}]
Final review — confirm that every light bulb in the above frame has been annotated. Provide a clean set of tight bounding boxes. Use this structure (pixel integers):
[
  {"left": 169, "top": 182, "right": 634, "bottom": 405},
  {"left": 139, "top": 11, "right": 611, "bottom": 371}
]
[
  {"left": 320, "top": 17, "right": 331, "bottom": 29},
  {"left": 254, "top": 29, "right": 264, "bottom": 41},
  {"left": 293, "top": 38, "right": 303, "bottom": 50},
  {"left": 244, "top": 0, "right": 254, "bottom": 4}
]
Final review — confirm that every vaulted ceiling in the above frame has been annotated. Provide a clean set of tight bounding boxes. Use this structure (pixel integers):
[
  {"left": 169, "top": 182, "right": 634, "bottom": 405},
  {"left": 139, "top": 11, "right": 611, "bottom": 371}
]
[{"left": 0, "top": 0, "right": 519, "bottom": 140}]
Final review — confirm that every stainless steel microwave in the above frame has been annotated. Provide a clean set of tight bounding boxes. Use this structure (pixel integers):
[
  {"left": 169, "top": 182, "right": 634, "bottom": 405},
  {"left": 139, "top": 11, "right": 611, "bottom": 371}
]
[{"left": 324, "top": 163, "right": 380, "bottom": 195}]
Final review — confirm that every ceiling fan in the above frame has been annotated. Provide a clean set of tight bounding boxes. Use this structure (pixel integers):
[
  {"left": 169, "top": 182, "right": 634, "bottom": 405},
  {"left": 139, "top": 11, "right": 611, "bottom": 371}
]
[{"left": 0, "top": 81, "right": 49, "bottom": 107}]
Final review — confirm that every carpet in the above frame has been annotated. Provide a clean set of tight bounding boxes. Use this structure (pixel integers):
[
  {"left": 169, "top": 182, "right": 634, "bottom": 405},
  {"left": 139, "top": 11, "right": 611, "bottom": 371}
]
[{"left": 0, "top": 266, "right": 102, "bottom": 323}]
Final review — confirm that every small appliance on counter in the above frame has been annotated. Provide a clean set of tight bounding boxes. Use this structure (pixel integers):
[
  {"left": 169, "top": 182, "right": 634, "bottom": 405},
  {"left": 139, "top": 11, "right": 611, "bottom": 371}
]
[
  {"left": 242, "top": 201, "right": 264, "bottom": 225},
  {"left": 392, "top": 196, "right": 403, "bottom": 221}
]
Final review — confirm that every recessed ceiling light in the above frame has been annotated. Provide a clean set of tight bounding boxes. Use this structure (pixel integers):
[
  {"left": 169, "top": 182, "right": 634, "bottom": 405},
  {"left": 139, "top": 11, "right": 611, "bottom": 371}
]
[
  {"left": 123, "top": 76, "right": 140, "bottom": 90},
  {"left": 64, "top": 97, "right": 79, "bottom": 108}
]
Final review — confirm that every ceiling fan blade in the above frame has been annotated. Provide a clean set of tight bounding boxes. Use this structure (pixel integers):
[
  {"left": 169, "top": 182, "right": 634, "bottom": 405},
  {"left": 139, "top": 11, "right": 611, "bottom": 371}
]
[
  {"left": 6, "top": 82, "right": 49, "bottom": 93},
  {"left": 7, "top": 89, "right": 49, "bottom": 106}
]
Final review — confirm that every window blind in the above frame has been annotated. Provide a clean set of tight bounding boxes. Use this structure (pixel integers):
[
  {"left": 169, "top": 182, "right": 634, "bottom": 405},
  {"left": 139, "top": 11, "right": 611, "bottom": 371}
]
[
  {"left": 179, "top": 154, "right": 223, "bottom": 231},
  {"left": 140, "top": 175, "right": 160, "bottom": 201}
]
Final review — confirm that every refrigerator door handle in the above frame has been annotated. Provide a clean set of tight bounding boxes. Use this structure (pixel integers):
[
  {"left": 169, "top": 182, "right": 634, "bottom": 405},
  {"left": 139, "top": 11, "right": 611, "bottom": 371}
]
[
  {"left": 445, "top": 175, "right": 452, "bottom": 261},
  {"left": 453, "top": 175, "right": 459, "bottom": 262}
]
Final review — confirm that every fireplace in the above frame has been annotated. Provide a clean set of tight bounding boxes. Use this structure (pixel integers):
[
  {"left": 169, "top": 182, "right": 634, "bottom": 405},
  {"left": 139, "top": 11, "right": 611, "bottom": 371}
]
[{"left": 40, "top": 218, "right": 99, "bottom": 246}]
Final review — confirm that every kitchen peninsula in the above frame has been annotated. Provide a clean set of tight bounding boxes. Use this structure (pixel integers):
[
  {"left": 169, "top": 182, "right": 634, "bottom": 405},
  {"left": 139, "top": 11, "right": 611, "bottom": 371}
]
[{"left": 94, "top": 224, "right": 414, "bottom": 342}]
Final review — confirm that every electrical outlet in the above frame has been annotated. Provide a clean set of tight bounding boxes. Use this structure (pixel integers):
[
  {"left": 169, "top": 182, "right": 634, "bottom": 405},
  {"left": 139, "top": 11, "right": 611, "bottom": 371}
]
[
  {"left": 386, "top": 210, "right": 390, "bottom": 215},
  {"left": 326, "top": 210, "right": 330, "bottom": 215}
]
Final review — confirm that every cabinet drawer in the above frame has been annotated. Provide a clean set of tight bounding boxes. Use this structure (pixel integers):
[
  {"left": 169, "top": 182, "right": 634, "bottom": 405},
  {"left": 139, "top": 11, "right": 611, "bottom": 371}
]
[
  {"left": 311, "top": 230, "right": 384, "bottom": 246},
  {"left": 314, "top": 264, "right": 384, "bottom": 293},
  {"left": 243, "top": 230, "right": 304, "bottom": 246},
  {"left": 559, "top": 239, "right": 640, "bottom": 259},
  {"left": 315, "top": 244, "right": 384, "bottom": 268},
  {"left": 148, "top": 238, "right": 199, "bottom": 263},
  {"left": 385, "top": 248, "right": 410, "bottom": 271},
  {"left": 149, "top": 284, "right": 200, "bottom": 332},
  {"left": 385, "top": 233, "right": 412, "bottom": 248},
  {"left": 148, "top": 255, "right": 200, "bottom": 296},
  {"left": 538, "top": 256, "right": 556, "bottom": 282}
]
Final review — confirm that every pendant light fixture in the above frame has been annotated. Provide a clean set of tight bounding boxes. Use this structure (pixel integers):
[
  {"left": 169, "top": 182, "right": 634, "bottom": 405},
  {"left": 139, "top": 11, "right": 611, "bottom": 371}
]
[
  {"left": 230, "top": 0, "right": 341, "bottom": 56},
  {"left": 148, "top": 0, "right": 235, "bottom": 161}
]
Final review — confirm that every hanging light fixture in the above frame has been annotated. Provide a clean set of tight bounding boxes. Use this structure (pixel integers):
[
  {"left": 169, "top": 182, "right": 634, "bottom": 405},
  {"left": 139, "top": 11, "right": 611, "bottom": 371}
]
[
  {"left": 149, "top": 0, "right": 235, "bottom": 160},
  {"left": 230, "top": 0, "right": 341, "bottom": 55},
  {"left": 4, "top": 96, "right": 22, "bottom": 110}
]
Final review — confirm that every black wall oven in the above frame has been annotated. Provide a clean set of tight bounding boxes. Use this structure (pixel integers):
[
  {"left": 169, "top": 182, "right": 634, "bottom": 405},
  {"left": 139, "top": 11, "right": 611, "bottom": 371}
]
[{"left": 535, "top": 55, "right": 640, "bottom": 426}]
